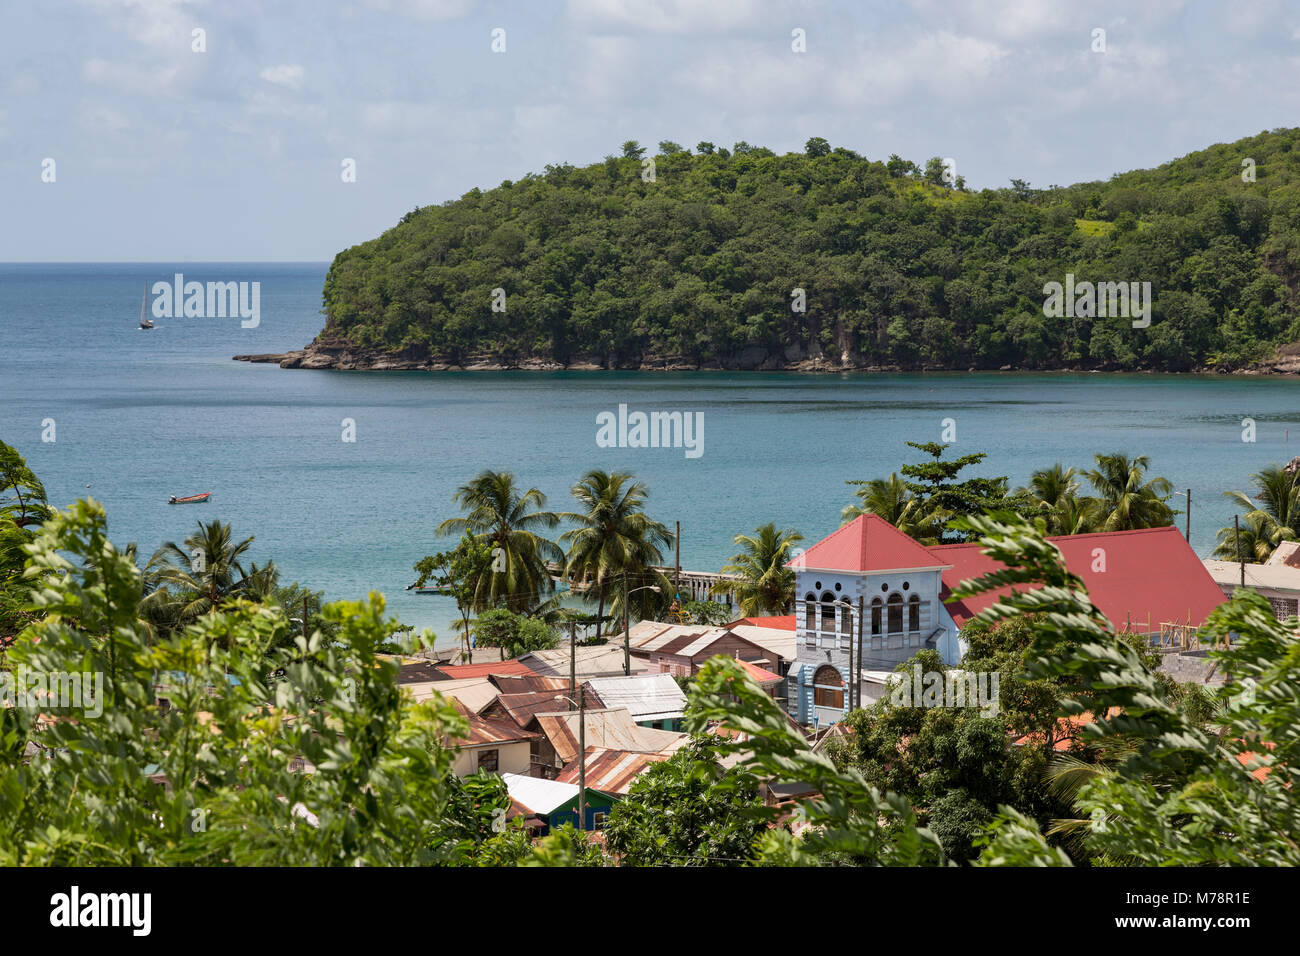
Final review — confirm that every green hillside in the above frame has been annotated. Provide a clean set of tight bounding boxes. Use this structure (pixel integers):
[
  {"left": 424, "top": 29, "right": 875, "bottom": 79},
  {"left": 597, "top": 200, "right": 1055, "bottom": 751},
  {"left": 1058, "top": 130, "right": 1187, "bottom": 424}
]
[{"left": 316, "top": 130, "right": 1300, "bottom": 371}]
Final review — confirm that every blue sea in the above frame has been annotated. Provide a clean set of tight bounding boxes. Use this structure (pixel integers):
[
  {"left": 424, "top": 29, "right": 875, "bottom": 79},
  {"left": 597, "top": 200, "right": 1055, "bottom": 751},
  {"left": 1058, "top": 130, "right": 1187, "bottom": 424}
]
[{"left": 2, "top": 262, "right": 1297, "bottom": 644}]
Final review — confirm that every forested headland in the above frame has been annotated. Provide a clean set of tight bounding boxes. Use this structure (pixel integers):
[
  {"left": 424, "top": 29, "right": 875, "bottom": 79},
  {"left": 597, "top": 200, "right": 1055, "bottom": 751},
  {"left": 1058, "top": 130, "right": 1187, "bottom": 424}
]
[{"left": 260, "top": 130, "right": 1300, "bottom": 373}]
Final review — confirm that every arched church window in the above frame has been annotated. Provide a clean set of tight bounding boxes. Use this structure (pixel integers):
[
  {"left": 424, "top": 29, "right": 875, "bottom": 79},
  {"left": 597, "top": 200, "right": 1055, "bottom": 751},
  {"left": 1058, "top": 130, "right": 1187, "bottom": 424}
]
[
  {"left": 803, "top": 593, "right": 816, "bottom": 632},
  {"left": 887, "top": 593, "right": 903, "bottom": 634},
  {"left": 813, "top": 665, "right": 844, "bottom": 709},
  {"left": 871, "top": 597, "right": 882, "bottom": 636},
  {"left": 908, "top": 594, "right": 921, "bottom": 632},
  {"left": 820, "top": 592, "right": 837, "bottom": 632}
]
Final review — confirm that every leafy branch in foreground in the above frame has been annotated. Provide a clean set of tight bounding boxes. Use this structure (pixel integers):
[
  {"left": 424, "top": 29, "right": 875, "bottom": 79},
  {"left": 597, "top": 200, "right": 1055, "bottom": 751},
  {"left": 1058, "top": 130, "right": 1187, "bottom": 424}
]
[
  {"left": 951, "top": 511, "right": 1300, "bottom": 865},
  {"left": 684, "top": 659, "right": 946, "bottom": 866}
]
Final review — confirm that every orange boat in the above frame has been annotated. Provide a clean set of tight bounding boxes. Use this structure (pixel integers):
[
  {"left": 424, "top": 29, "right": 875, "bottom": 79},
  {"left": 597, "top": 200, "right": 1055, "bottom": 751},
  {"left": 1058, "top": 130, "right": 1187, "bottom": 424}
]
[{"left": 167, "top": 493, "right": 211, "bottom": 505}]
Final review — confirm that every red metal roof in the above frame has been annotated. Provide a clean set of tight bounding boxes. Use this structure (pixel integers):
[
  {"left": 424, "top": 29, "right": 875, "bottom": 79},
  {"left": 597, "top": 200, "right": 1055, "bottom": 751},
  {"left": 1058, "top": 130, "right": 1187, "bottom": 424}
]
[
  {"left": 727, "top": 615, "right": 796, "bottom": 630},
  {"left": 730, "top": 657, "right": 782, "bottom": 685},
  {"left": 790, "top": 514, "right": 951, "bottom": 574},
  {"left": 931, "top": 526, "right": 1225, "bottom": 630},
  {"left": 437, "top": 659, "right": 535, "bottom": 680}
]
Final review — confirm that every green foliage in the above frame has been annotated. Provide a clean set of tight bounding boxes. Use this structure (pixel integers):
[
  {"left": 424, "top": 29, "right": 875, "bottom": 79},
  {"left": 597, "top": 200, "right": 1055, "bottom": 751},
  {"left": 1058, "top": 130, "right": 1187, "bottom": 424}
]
[
  {"left": 1215, "top": 462, "right": 1300, "bottom": 561},
  {"left": 0, "top": 499, "right": 489, "bottom": 865},
  {"left": 318, "top": 129, "right": 1300, "bottom": 371},
  {"left": 604, "top": 735, "right": 767, "bottom": 865},
  {"left": 714, "top": 522, "right": 803, "bottom": 615},
  {"left": 675, "top": 599, "right": 734, "bottom": 626},
  {"left": 433, "top": 470, "right": 562, "bottom": 616},
  {"left": 558, "top": 469, "right": 673, "bottom": 633},
  {"left": 0, "top": 440, "right": 51, "bottom": 645},
  {"left": 471, "top": 607, "right": 559, "bottom": 658}
]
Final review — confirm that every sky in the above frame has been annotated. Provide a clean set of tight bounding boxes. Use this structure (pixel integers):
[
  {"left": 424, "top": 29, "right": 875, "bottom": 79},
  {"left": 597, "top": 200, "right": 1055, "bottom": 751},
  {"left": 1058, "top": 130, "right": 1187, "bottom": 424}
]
[{"left": 4, "top": 0, "right": 1300, "bottom": 261}]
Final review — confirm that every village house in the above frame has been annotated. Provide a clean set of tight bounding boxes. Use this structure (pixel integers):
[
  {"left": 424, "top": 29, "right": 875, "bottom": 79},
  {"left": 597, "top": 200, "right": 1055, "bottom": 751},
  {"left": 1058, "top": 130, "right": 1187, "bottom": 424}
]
[
  {"left": 785, "top": 514, "right": 1226, "bottom": 727},
  {"left": 626, "top": 621, "right": 774, "bottom": 677},
  {"left": 1203, "top": 540, "right": 1300, "bottom": 621},
  {"left": 502, "top": 773, "right": 618, "bottom": 834}
]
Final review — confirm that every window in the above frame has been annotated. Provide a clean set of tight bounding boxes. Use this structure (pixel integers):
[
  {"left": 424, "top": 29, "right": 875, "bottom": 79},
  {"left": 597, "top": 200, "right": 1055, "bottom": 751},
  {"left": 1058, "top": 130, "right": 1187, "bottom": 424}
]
[
  {"left": 592, "top": 812, "right": 607, "bottom": 829},
  {"left": 871, "top": 598, "right": 882, "bottom": 636},
  {"left": 887, "top": 593, "right": 903, "bottom": 634},
  {"left": 477, "top": 749, "right": 499, "bottom": 772},
  {"left": 908, "top": 594, "right": 921, "bottom": 632},
  {"left": 840, "top": 601, "right": 853, "bottom": 634},
  {"left": 820, "top": 592, "right": 837, "bottom": 632},
  {"left": 813, "top": 665, "right": 845, "bottom": 709},
  {"left": 804, "top": 593, "right": 816, "bottom": 632}
]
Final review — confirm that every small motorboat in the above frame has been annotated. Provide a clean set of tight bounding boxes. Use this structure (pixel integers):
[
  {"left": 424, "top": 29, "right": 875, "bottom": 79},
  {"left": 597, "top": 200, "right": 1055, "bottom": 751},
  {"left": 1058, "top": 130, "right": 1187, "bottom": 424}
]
[
  {"left": 168, "top": 493, "right": 211, "bottom": 505},
  {"left": 139, "top": 285, "right": 155, "bottom": 329}
]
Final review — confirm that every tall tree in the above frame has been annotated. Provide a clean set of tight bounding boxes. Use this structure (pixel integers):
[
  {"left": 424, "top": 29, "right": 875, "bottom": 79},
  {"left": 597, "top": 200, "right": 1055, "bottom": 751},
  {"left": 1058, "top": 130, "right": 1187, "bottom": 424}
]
[
  {"left": 149, "top": 520, "right": 256, "bottom": 633},
  {"left": 714, "top": 523, "right": 803, "bottom": 616},
  {"left": 0, "top": 441, "right": 52, "bottom": 645},
  {"left": 435, "top": 470, "right": 562, "bottom": 614},
  {"left": 1215, "top": 464, "right": 1300, "bottom": 561},
  {"left": 558, "top": 470, "right": 673, "bottom": 634},
  {"left": 842, "top": 473, "right": 949, "bottom": 544},
  {"left": 1084, "top": 453, "right": 1175, "bottom": 531}
]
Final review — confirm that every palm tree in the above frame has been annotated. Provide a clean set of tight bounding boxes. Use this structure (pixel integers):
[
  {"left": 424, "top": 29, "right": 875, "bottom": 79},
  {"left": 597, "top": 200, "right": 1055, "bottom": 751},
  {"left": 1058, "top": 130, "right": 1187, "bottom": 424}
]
[
  {"left": 841, "top": 473, "right": 948, "bottom": 544},
  {"left": 1084, "top": 453, "right": 1175, "bottom": 531},
  {"left": 436, "top": 470, "right": 562, "bottom": 613},
  {"left": 558, "top": 470, "right": 673, "bottom": 635},
  {"left": 1215, "top": 465, "right": 1300, "bottom": 562},
  {"left": 1016, "top": 463, "right": 1098, "bottom": 535},
  {"left": 714, "top": 523, "right": 804, "bottom": 617},
  {"left": 149, "top": 520, "right": 256, "bottom": 627}
]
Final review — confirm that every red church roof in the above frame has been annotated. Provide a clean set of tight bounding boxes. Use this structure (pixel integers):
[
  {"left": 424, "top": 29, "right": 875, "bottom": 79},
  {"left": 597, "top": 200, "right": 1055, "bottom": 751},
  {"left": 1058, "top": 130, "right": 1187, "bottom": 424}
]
[
  {"left": 931, "top": 525, "right": 1225, "bottom": 631},
  {"left": 790, "top": 514, "right": 952, "bottom": 574},
  {"left": 727, "top": 615, "right": 796, "bottom": 630}
]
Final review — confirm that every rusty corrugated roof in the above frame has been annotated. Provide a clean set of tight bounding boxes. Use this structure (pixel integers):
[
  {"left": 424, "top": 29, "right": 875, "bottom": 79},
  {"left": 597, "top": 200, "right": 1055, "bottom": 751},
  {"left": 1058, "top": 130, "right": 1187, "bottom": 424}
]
[
  {"left": 447, "top": 700, "right": 540, "bottom": 747},
  {"left": 555, "top": 747, "right": 667, "bottom": 795},
  {"left": 528, "top": 708, "right": 685, "bottom": 765}
]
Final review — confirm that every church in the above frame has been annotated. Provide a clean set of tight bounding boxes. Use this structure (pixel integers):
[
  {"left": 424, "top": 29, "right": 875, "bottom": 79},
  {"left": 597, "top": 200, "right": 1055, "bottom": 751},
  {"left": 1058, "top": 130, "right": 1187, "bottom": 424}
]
[{"left": 783, "top": 514, "right": 1226, "bottom": 727}]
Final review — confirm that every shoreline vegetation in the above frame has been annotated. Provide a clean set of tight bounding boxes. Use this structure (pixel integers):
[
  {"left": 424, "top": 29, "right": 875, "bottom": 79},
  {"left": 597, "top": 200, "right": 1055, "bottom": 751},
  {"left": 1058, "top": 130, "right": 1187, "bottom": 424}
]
[
  {"left": 241, "top": 129, "right": 1300, "bottom": 376},
  {"left": 233, "top": 347, "right": 1300, "bottom": 375}
]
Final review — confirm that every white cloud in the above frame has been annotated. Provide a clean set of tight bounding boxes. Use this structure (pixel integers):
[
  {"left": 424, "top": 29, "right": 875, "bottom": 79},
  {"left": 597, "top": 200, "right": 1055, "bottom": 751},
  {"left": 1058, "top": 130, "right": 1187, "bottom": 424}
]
[
  {"left": 260, "top": 64, "right": 305, "bottom": 90},
  {"left": 567, "top": 0, "right": 773, "bottom": 36},
  {"left": 83, "top": 58, "right": 179, "bottom": 95},
  {"left": 361, "top": 0, "right": 475, "bottom": 20}
]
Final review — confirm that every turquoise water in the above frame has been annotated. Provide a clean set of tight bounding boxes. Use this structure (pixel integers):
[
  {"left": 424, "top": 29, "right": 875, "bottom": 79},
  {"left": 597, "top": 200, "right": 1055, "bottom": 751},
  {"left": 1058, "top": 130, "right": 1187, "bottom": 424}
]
[{"left": 3, "top": 262, "right": 1298, "bottom": 642}]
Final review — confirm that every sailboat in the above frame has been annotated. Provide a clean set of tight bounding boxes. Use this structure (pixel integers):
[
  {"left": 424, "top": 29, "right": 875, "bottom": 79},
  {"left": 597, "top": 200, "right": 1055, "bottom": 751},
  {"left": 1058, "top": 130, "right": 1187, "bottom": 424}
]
[{"left": 139, "top": 284, "right": 154, "bottom": 329}]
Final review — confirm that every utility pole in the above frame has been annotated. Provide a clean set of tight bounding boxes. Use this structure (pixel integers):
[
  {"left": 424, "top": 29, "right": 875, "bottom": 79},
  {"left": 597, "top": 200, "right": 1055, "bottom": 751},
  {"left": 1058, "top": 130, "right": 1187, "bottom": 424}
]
[
  {"left": 675, "top": 520, "right": 681, "bottom": 597},
  {"left": 845, "top": 600, "right": 854, "bottom": 715},
  {"left": 577, "top": 679, "right": 586, "bottom": 831},
  {"left": 1185, "top": 488, "right": 1190, "bottom": 542},
  {"left": 569, "top": 618, "right": 576, "bottom": 713},
  {"left": 855, "top": 595, "right": 864, "bottom": 710},
  {"left": 623, "top": 569, "right": 631, "bottom": 677},
  {"left": 1235, "top": 514, "right": 1244, "bottom": 588}
]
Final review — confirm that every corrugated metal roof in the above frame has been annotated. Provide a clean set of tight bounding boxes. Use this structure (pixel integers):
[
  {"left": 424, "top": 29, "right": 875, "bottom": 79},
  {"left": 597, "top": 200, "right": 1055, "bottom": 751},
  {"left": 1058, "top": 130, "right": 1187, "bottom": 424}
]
[
  {"left": 404, "top": 676, "right": 501, "bottom": 714},
  {"left": 437, "top": 659, "right": 535, "bottom": 680},
  {"left": 727, "top": 625, "right": 797, "bottom": 662},
  {"left": 448, "top": 701, "right": 540, "bottom": 747},
  {"left": 529, "top": 707, "right": 686, "bottom": 764},
  {"left": 584, "top": 674, "right": 687, "bottom": 722},
  {"left": 502, "top": 772, "right": 580, "bottom": 815},
  {"left": 520, "top": 644, "right": 651, "bottom": 680},
  {"left": 489, "top": 689, "right": 602, "bottom": 728},
  {"left": 491, "top": 674, "right": 572, "bottom": 694},
  {"left": 555, "top": 747, "right": 667, "bottom": 795}
]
